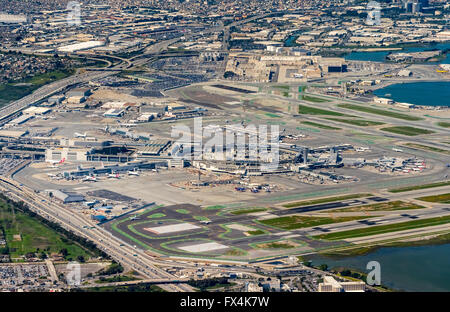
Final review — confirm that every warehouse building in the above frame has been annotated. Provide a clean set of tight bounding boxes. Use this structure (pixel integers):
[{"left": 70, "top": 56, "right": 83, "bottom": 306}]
[
  {"left": 57, "top": 41, "right": 105, "bottom": 53},
  {"left": 23, "top": 106, "right": 51, "bottom": 116},
  {"left": 0, "top": 13, "right": 29, "bottom": 24},
  {"left": 46, "top": 189, "right": 85, "bottom": 204},
  {"left": 103, "top": 109, "right": 125, "bottom": 118}
]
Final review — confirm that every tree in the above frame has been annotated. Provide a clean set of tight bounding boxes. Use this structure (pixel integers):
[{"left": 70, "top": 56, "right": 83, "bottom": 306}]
[
  {"left": 60, "top": 248, "right": 68, "bottom": 257},
  {"left": 340, "top": 269, "right": 352, "bottom": 277},
  {"left": 319, "top": 264, "right": 328, "bottom": 271}
]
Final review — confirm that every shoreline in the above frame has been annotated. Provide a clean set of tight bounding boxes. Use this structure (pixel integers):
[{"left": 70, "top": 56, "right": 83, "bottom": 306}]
[
  {"left": 370, "top": 81, "right": 450, "bottom": 109},
  {"left": 307, "top": 232, "right": 450, "bottom": 259}
]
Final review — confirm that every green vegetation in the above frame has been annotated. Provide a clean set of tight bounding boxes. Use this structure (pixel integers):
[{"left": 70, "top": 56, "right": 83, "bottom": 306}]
[
  {"left": 230, "top": 208, "right": 268, "bottom": 215},
  {"left": 437, "top": 122, "right": 450, "bottom": 128},
  {"left": 96, "top": 275, "right": 139, "bottom": 284},
  {"left": 176, "top": 209, "right": 190, "bottom": 214},
  {"left": 315, "top": 216, "right": 450, "bottom": 241},
  {"left": 319, "top": 246, "right": 380, "bottom": 258},
  {"left": 273, "top": 85, "right": 290, "bottom": 90},
  {"left": 204, "top": 205, "right": 225, "bottom": 210},
  {"left": 193, "top": 216, "right": 210, "bottom": 222},
  {"left": 298, "top": 105, "right": 349, "bottom": 116},
  {"left": 338, "top": 104, "right": 421, "bottom": 121},
  {"left": 301, "top": 121, "right": 341, "bottom": 130},
  {"left": 265, "top": 113, "right": 281, "bottom": 118},
  {"left": 381, "top": 126, "right": 435, "bottom": 136},
  {"left": 0, "top": 195, "right": 99, "bottom": 261},
  {"left": 224, "top": 248, "right": 247, "bottom": 256},
  {"left": 389, "top": 181, "right": 450, "bottom": 193},
  {"left": 98, "top": 262, "right": 124, "bottom": 275},
  {"left": 188, "top": 278, "right": 233, "bottom": 291},
  {"left": 416, "top": 193, "right": 450, "bottom": 204},
  {"left": 0, "top": 69, "right": 74, "bottom": 107},
  {"left": 261, "top": 242, "right": 296, "bottom": 249},
  {"left": 302, "top": 95, "right": 330, "bottom": 103},
  {"left": 325, "top": 118, "right": 385, "bottom": 127},
  {"left": 148, "top": 213, "right": 166, "bottom": 218},
  {"left": 260, "top": 215, "right": 369, "bottom": 230},
  {"left": 325, "top": 201, "right": 425, "bottom": 213},
  {"left": 334, "top": 268, "right": 368, "bottom": 284},
  {"left": 282, "top": 193, "right": 372, "bottom": 208},
  {"left": 320, "top": 232, "right": 450, "bottom": 258},
  {"left": 403, "top": 143, "right": 450, "bottom": 155},
  {"left": 247, "top": 230, "right": 265, "bottom": 236},
  {"left": 73, "top": 284, "right": 165, "bottom": 292}
]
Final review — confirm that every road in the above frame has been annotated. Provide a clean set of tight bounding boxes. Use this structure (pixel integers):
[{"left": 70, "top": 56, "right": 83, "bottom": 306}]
[
  {"left": 0, "top": 71, "right": 114, "bottom": 124},
  {"left": 0, "top": 176, "right": 193, "bottom": 292},
  {"left": 0, "top": 9, "right": 294, "bottom": 122}
]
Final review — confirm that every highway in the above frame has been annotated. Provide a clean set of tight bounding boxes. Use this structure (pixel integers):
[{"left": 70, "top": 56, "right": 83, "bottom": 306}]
[
  {"left": 0, "top": 176, "right": 193, "bottom": 292},
  {"left": 129, "top": 10, "right": 289, "bottom": 67},
  {"left": 0, "top": 9, "right": 292, "bottom": 123},
  {"left": 0, "top": 71, "right": 114, "bottom": 124}
]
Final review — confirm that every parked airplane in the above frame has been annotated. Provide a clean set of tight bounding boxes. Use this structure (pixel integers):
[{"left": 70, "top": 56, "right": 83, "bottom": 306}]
[
  {"left": 82, "top": 175, "right": 97, "bottom": 182},
  {"left": 128, "top": 170, "right": 140, "bottom": 176},
  {"left": 392, "top": 148, "right": 403, "bottom": 152},
  {"left": 74, "top": 132, "right": 87, "bottom": 138},
  {"left": 108, "top": 172, "right": 120, "bottom": 179},
  {"left": 47, "top": 158, "right": 66, "bottom": 166}
]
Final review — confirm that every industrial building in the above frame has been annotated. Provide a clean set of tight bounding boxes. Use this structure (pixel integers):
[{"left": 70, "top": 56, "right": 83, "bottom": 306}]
[
  {"left": 57, "top": 41, "right": 105, "bottom": 53},
  {"left": 22, "top": 106, "right": 51, "bottom": 116},
  {"left": 0, "top": 13, "right": 29, "bottom": 24},
  {"left": 103, "top": 109, "right": 125, "bottom": 118},
  {"left": 45, "top": 189, "right": 85, "bottom": 204}
]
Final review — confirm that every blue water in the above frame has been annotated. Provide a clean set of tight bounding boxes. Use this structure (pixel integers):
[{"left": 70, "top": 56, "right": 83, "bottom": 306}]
[
  {"left": 310, "top": 244, "right": 450, "bottom": 292},
  {"left": 345, "top": 43, "right": 450, "bottom": 64},
  {"left": 373, "top": 81, "right": 450, "bottom": 107},
  {"left": 285, "top": 35, "right": 298, "bottom": 47}
]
